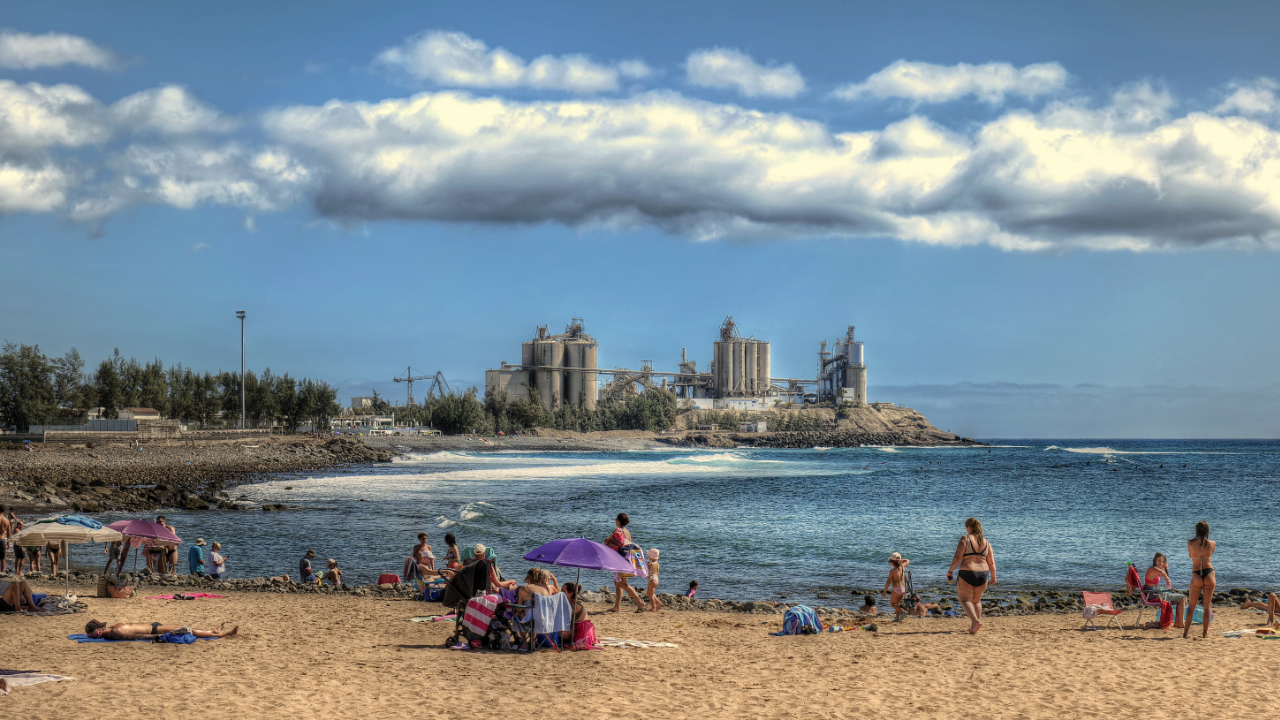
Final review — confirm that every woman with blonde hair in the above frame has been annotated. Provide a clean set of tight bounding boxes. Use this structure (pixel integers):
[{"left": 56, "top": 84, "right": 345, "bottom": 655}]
[
  {"left": 1184, "top": 521, "right": 1216, "bottom": 639},
  {"left": 947, "top": 517, "right": 996, "bottom": 634}
]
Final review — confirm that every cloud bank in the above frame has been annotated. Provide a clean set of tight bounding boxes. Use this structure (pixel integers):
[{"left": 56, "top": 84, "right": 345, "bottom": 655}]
[
  {"left": 685, "top": 48, "right": 805, "bottom": 98},
  {"left": 833, "top": 60, "right": 1067, "bottom": 103},
  {"left": 376, "top": 30, "right": 647, "bottom": 94},
  {"left": 7, "top": 39, "right": 1280, "bottom": 253},
  {"left": 0, "top": 29, "right": 118, "bottom": 70}
]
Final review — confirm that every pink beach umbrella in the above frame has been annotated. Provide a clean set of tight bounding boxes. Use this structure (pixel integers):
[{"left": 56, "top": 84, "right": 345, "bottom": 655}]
[{"left": 107, "top": 520, "right": 181, "bottom": 574}]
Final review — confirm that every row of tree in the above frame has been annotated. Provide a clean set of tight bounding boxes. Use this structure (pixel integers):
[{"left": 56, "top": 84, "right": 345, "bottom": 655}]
[
  {"left": 352, "top": 386, "right": 679, "bottom": 435},
  {"left": 0, "top": 342, "right": 340, "bottom": 432}
]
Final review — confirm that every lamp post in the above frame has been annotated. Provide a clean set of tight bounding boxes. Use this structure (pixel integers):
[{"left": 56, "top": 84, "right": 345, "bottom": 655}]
[{"left": 236, "top": 311, "right": 246, "bottom": 429}]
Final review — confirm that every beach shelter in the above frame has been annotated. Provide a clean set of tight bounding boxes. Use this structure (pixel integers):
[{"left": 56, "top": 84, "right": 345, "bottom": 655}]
[
  {"left": 12, "top": 516, "right": 123, "bottom": 597},
  {"left": 523, "top": 537, "right": 637, "bottom": 586},
  {"left": 106, "top": 519, "right": 181, "bottom": 573}
]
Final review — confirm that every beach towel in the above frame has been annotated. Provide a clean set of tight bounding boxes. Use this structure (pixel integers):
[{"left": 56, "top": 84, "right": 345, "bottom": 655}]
[
  {"left": 144, "top": 593, "right": 226, "bottom": 600},
  {"left": 462, "top": 594, "right": 500, "bottom": 635},
  {"left": 532, "top": 592, "right": 573, "bottom": 636},
  {"left": 67, "top": 634, "right": 219, "bottom": 643},
  {"left": 774, "top": 605, "right": 823, "bottom": 636},
  {"left": 0, "top": 671, "right": 75, "bottom": 694},
  {"left": 408, "top": 614, "right": 456, "bottom": 623},
  {"left": 1158, "top": 599, "right": 1174, "bottom": 630},
  {"left": 55, "top": 515, "right": 103, "bottom": 529},
  {"left": 596, "top": 637, "right": 679, "bottom": 648}
]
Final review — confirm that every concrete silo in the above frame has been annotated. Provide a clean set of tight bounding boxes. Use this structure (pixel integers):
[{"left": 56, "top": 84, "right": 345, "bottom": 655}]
[
  {"left": 744, "top": 341, "right": 758, "bottom": 395},
  {"left": 536, "top": 340, "right": 564, "bottom": 409},
  {"left": 713, "top": 341, "right": 731, "bottom": 398},
  {"left": 566, "top": 341, "right": 583, "bottom": 410},
  {"left": 756, "top": 340, "right": 770, "bottom": 396},
  {"left": 581, "top": 340, "right": 598, "bottom": 410}
]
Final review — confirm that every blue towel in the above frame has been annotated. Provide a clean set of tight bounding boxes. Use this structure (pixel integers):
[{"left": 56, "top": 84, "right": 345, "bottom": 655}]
[
  {"left": 68, "top": 634, "right": 219, "bottom": 643},
  {"left": 532, "top": 592, "right": 573, "bottom": 635},
  {"left": 55, "top": 515, "right": 103, "bottom": 529}
]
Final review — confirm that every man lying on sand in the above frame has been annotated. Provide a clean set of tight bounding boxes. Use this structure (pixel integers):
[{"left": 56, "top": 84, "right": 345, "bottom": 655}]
[
  {"left": 1241, "top": 593, "right": 1280, "bottom": 625},
  {"left": 84, "top": 619, "right": 238, "bottom": 640}
]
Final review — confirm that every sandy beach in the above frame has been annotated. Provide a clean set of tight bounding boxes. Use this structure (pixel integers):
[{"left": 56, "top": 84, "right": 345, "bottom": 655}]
[{"left": 3, "top": 579, "right": 1276, "bottom": 719}]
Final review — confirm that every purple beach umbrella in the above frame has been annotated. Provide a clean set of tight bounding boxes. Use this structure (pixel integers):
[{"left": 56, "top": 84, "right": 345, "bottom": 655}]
[
  {"left": 523, "top": 537, "right": 635, "bottom": 585},
  {"left": 107, "top": 520, "right": 181, "bottom": 575}
]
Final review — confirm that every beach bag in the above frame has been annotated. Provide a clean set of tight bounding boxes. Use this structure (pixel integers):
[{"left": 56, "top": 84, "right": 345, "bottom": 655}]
[
  {"left": 781, "top": 605, "right": 823, "bottom": 635},
  {"left": 96, "top": 576, "right": 110, "bottom": 598},
  {"left": 616, "top": 543, "right": 646, "bottom": 579},
  {"left": 902, "top": 570, "right": 919, "bottom": 611}
]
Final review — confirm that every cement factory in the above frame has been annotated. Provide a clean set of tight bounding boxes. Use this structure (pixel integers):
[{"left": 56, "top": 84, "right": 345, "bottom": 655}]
[{"left": 484, "top": 317, "right": 873, "bottom": 411}]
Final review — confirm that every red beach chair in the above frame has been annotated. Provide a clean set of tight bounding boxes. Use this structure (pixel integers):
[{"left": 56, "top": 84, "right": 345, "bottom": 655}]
[{"left": 1081, "top": 591, "right": 1125, "bottom": 630}]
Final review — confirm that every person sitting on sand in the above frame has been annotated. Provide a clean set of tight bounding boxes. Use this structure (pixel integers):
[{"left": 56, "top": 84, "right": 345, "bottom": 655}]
[
  {"left": 1241, "top": 593, "right": 1280, "bottom": 626},
  {"left": 409, "top": 532, "right": 438, "bottom": 578},
  {"left": 0, "top": 578, "right": 40, "bottom": 612},
  {"left": 323, "top": 559, "right": 343, "bottom": 586},
  {"left": 883, "top": 552, "right": 910, "bottom": 622},
  {"left": 859, "top": 594, "right": 879, "bottom": 615},
  {"left": 84, "top": 619, "right": 238, "bottom": 640},
  {"left": 518, "top": 567, "right": 553, "bottom": 605},
  {"left": 562, "top": 583, "right": 599, "bottom": 650},
  {"left": 906, "top": 602, "right": 943, "bottom": 617},
  {"left": 1144, "top": 553, "right": 1188, "bottom": 629}
]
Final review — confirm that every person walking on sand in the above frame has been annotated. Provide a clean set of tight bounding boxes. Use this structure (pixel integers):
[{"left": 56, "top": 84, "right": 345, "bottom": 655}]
[
  {"left": 103, "top": 540, "right": 122, "bottom": 576},
  {"left": 646, "top": 548, "right": 662, "bottom": 612},
  {"left": 1184, "top": 521, "right": 1216, "bottom": 639},
  {"left": 883, "top": 552, "right": 911, "bottom": 622},
  {"left": 605, "top": 513, "right": 646, "bottom": 613},
  {"left": 947, "top": 517, "right": 996, "bottom": 634}
]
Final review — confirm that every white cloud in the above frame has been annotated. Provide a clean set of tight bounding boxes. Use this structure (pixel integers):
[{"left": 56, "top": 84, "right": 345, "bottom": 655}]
[
  {"left": 0, "top": 29, "right": 118, "bottom": 70},
  {"left": 376, "top": 31, "right": 626, "bottom": 93},
  {"left": 684, "top": 48, "right": 804, "bottom": 98},
  {"left": 190, "top": 241, "right": 210, "bottom": 252},
  {"left": 0, "top": 80, "right": 112, "bottom": 151},
  {"left": 0, "top": 160, "right": 70, "bottom": 213},
  {"left": 112, "top": 85, "right": 236, "bottom": 134},
  {"left": 1214, "top": 77, "right": 1280, "bottom": 117},
  {"left": 833, "top": 60, "right": 1067, "bottom": 103}
]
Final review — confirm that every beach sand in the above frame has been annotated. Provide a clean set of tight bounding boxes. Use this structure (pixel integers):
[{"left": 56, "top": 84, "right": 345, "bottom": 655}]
[{"left": 2, "top": 584, "right": 1276, "bottom": 718}]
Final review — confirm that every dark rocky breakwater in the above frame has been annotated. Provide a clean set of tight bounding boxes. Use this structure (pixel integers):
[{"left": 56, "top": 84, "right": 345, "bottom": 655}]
[
  {"left": 0, "top": 437, "right": 395, "bottom": 513},
  {"left": 665, "top": 429, "right": 983, "bottom": 449}
]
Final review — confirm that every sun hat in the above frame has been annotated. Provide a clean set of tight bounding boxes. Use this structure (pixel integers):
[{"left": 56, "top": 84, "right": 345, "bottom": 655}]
[
  {"left": 305, "top": 549, "right": 316, "bottom": 556},
  {"left": 195, "top": 538, "right": 207, "bottom": 546},
  {"left": 647, "top": 548, "right": 660, "bottom": 560},
  {"left": 889, "top": 552, "right": 901, "bottom": 562}
]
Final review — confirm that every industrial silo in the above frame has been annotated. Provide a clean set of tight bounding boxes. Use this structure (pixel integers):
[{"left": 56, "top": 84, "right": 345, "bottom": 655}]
[
  {"left": 847, "top": 365, "right": 867, "bottom": 405},
  {"left": 582, "top": 340, "right": 598, "bottom": 410},
  {"left": 521, "top": 341, "right": 535, "bottom": 370},
  {"left": 847, "top": 341, "right": 864, "bottom": 366},
  {"left": 566, "top": 341, "right": 583, "bottom": 409},
  {"left": 757, "top": 341, "right": 771, "bottom": 396},
  {"left": 744, "top": 341, "right": 758, "bottom": 396},
  {"left": 714, "top": 341, "right": 731, "bottom": 398},
  {"left": 536, "top": 340, "right": 564, "bottom": 409}
]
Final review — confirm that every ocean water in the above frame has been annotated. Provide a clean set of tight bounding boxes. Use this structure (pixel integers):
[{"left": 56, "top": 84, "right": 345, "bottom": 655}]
[{"left": 62, "top": 439, "right": 1280, "bottom": 605}]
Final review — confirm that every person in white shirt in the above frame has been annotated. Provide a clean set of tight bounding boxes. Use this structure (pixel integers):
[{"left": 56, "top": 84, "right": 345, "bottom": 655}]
[{"left": 208, "top": 542, "right": 227, "bottom": 579}]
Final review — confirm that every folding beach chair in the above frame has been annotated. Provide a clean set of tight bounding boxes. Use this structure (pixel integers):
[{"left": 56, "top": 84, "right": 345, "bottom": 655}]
[{"left": 1081, "top": 591, "right": 1125, "bottom": 630}]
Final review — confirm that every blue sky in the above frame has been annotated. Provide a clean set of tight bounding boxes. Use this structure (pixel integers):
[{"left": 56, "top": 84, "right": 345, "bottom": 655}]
[{"left": 2, "top": 0, "right": 1279, "bottom": 437}]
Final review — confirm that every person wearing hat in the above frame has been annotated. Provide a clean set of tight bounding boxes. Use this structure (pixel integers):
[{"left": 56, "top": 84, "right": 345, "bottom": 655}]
[
  {"left": 299, "top": 549, "right": 317, "bottom": 583},
  {"left": 882, "top": 552, "right": 911, "bottom": 622},
  {"left": 188, "top": 538, "right": 207, "bottom": 577},
  {"left": 322, "top": 558, "right": 343, "bottom": 587}
]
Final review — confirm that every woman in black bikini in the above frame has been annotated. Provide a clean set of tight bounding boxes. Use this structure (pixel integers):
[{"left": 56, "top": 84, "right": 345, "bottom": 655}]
[
  {"left": 947, "top": 517, "right": 996, "bottom": 635},
  {"left": 1184, "top": 521, "right": 1216, "bottom": 639}
]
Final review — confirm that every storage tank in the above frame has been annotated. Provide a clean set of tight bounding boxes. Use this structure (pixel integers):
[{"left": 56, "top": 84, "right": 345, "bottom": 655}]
[
  {"left": 744, "top": 341, "right": 758, "bottom": 396},
  {"left": 582, "top": 341, "right": 598, "bottom": 410},
  {"left": 536, "top": 340, "right": 564, "bottom": 409},
  {"left": 714, "top": 341, "right": 731, "bottom": 398},
  {"left": 757, "top": 342, "right": 770, "bottom": 396},
  {"left": 521, "top": 341, "right": 535, "bottom": 369},
  {"left": 847, "top": 341, "right": 864, "bottom": 366},
  {"left": 566, "top": 341, "right": 583, "bottom": 409},
  {"left": 846, "top": 365, "right": 867, "bottom": 406}
]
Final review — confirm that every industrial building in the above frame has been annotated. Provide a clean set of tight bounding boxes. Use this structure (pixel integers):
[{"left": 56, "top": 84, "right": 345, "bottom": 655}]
[
  {"left": 485, "top": 318, "right": 599, "bottom": 410},
  {"left": 485, "top": 316, "right": 872, "bottom": 412},
  {"left": 817, "top": 326, "right": 867, "bottom": 406}
]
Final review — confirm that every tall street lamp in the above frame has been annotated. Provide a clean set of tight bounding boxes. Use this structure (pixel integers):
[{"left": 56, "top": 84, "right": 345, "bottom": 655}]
[{"left": 236, "top": 310, "right": 246, "bottom": 429}]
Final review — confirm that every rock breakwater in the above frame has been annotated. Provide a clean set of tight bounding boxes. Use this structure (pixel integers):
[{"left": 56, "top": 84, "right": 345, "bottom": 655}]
[{"left": 0, "top": 437, "right": 394, "bottom": 513}]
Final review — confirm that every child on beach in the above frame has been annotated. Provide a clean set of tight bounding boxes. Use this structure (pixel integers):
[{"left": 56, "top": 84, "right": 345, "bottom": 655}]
[
  {"left": 686, "top": 580, "right": 698, "bottom": 598},
  {"left": 324, "top": 559, "right": 343, "bottom": 586},
  {"left": 646, "top": 549, "right": 662, "bottom": 612},
  {"left": 882, "top": 552, "right": 910, "bottom": 622}
]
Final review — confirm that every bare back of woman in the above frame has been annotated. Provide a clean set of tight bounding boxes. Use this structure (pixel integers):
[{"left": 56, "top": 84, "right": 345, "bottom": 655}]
[{"left": 1184, "top": 521, "right": 1216, "bottom": 639}]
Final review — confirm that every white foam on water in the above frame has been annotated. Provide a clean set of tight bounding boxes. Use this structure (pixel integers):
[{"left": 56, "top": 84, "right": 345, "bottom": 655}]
[
  {"left": 436, "top": 516, "right": 458, "bottom": 528},
  {"left": 877, "top": 447, "right": 901, "bottom": 453}
]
